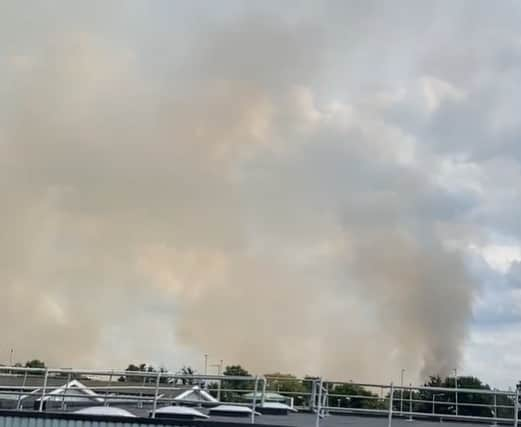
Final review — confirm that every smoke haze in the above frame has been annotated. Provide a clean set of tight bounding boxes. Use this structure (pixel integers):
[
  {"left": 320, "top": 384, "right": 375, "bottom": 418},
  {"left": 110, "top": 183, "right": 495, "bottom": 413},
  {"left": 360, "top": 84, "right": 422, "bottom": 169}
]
[{"left": 3, "top": 1, "right": 520, "bottom": 384}]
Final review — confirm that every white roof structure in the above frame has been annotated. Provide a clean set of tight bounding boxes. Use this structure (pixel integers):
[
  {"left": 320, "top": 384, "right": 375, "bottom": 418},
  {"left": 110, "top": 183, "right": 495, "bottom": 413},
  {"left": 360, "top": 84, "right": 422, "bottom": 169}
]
[
  {"left": 75, "top": 406, "right": 136, "bottom": 417},
  {"left": 242, "top": 392, "right": 289, "bottom": 402},
  {"left": 174, "top": 385, "right": 218, "bottom": 403},
  {"left": 209, "top": 405, "right": 261, "bottom": 415},
  {"left": 41, "top": 380, "right": 104, "bottom": 403},
  {"left": 259, "top": 402, "right": 298, "bottom": 412},
  {"left": 153, "top": 406, "right": 209, "bottom": 418}
]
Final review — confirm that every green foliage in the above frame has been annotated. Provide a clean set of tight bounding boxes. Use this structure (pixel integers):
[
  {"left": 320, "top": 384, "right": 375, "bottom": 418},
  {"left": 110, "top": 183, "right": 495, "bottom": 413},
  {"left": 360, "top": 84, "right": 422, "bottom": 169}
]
[
  {"left": 25, "top": 359, "right": 46, "bottom": 369},
  {"left": 265, "top": 373, "right": 306, "bottom": 393},
  {"left": 413, "top": 375, "right": 513, "bottom": 418},
  {"left": 221, "top": 365, "right": 252, "bottom": 402},
  {"left": 264, "top": 373, "right": 308, "bottom": 406},
  {"left": 224, "top": 365, "right": 250, "bottom": 377},
  {"left": 24, "top": 359, "right": 46, "bottom": 374},
  {"left": 329, "top": 383, "right": 385, "bottom": 409},
  {"left": 178, "top": 366, "right": 197, "bottom": 385},
  {"left": 118, "top": 363, "right": 168, "bottom": 383}
]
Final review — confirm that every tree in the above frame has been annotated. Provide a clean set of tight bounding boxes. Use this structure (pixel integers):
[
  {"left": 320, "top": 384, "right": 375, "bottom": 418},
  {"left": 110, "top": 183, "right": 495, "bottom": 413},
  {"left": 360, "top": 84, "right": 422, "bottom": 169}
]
[
  {"left": 118, "top": 363, "right": 163, "bottom": 383},
  {"left": 264, "top": 373, "right": 307, "bottom": 406},
  {"left": 178, "top": 366, "right": 197, "bottom": 385},
  {"left": 416, "top": 375, "right": 503, "bottom": 417},
  {"left": 222, "top": 365, "right": 252, "bottom": 401},
  {"left": 25, "top": 359, "right": 46, "bottom": 369},
  {"left": 329, "top": 383, "right": 385, "bottom": 409},
  {"left": 265, "top": 373, "right": 306, "bottom": 393}
]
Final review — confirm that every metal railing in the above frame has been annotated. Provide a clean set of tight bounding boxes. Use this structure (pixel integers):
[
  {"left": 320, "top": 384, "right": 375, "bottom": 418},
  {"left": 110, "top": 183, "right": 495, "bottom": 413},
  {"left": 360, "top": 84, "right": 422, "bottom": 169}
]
[{"left": 0, "top": 366, "right": 519, "bottom": 427}]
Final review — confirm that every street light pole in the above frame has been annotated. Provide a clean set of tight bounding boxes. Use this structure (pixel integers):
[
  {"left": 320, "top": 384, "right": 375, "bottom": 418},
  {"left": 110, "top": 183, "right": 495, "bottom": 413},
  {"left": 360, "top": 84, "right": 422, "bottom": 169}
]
[{"left": 204, "top": 354, "right": 208, "bottom": 375}]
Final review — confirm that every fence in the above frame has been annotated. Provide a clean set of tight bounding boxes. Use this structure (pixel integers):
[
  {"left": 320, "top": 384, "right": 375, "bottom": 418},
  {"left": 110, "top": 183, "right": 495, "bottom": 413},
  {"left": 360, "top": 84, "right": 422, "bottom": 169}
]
[{"left": 0, "top": 367, "right": 518, "bottom": 427}]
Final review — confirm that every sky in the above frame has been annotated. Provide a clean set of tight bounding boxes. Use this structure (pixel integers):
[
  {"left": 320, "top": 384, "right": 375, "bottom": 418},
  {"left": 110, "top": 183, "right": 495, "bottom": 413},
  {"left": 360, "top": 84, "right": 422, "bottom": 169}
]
[{"left": 1, "top": 0, "right": 521, "bottom": 389}]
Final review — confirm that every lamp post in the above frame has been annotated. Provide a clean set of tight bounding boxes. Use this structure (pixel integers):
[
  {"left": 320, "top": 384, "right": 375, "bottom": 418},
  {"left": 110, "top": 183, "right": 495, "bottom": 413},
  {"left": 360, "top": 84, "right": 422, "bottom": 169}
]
[{"left": 204, "top": 354, "right": 208, "bottom": 375}]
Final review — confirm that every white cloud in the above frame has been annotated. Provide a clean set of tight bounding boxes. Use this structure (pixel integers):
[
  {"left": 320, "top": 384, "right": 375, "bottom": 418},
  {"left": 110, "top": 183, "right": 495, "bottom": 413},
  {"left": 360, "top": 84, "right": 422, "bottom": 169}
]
[{"left": 471, "top": 244, "right": 521, "bottom": 274}]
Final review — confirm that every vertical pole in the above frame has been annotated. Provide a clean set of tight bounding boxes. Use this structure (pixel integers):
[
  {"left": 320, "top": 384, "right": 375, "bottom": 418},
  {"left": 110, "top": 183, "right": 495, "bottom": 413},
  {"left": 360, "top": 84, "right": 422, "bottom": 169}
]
[
  {"left": 138, "top": 373, "right": 145, "bottom": 408},
  {"left": 493, "top": 393, "right": 497, "bottom": 425},
  {"left": 261, "top": 376, "right": 267, "bottom": 408},
  {"left": 388, "top": 383, "right": 394, "bottom": 427},
  {"left": 151, "top": 371, "right": 162, "bottom": 418},
  {"left": 311, "top": 379, "right": 317, "bottom": 412},
  {"left": 251, "top": 376, "right": 259, "bottom": 424},
  {"left": 514, "top": 388, "right": 519, "bottom": 427},
  {"left": 408, "top": 383, "right": 413, "bottom": 421},
  {"left": 16, "top": 370, "right": 28, "bottom": 410},
  {"left": 105, "top": 370, "right": 113, "bottom": 406},
  {"left": 61, "top": 372, "right": 71, "bottom": 410},
  {"left": 316, "top": 378, "right": 323, "bottom": 427},
  {"left": 204, "top": 354, "right": 209, "bottom": 390},
  {"left": 401, "top": 369, "right": 405, "bottom": 415},
  {"left": 39, "top": 368, "right": 49, "bottom": 412},
  {"left": 433, "top": 395, "right": 435, "bottom": 415},
  {"left": 323, "top": 383, "right": 328, "bottom": 416},
  {"left": 454, "top": 369, "right": 458, "bottom": 416}
]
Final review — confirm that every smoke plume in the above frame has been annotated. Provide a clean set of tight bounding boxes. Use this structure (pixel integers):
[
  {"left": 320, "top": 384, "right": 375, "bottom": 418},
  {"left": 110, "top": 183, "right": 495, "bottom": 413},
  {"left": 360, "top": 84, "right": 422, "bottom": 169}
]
[{"left": 0, "top": 3, "right": 479, "bottom": 382}]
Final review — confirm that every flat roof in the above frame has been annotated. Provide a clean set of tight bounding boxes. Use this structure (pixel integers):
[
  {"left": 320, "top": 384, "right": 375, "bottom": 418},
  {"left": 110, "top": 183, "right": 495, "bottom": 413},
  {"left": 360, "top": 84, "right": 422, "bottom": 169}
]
[{"left": 0, "top": 408, "right": 509, "bottom": 427}]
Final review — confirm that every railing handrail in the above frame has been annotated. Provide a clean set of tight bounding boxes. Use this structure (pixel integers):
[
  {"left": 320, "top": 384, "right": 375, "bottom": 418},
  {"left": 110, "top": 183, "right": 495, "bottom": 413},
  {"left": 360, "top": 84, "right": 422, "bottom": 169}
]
[{"left": 0, "top": 366, "right": 519, "bottom": 427}]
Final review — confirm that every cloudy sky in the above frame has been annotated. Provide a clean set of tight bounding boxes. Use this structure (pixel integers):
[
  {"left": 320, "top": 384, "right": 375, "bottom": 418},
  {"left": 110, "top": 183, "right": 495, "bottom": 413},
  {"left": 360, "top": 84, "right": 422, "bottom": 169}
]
[{"left": 1, "top": 0, "right": 521, "bottom": 389}]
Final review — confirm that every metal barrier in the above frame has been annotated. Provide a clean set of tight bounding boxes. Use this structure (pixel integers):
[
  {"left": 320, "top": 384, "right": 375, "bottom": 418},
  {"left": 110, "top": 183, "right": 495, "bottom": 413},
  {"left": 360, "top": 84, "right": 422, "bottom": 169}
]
[{"left": 0, "top": 367, "right": 519, "bottom": 427}]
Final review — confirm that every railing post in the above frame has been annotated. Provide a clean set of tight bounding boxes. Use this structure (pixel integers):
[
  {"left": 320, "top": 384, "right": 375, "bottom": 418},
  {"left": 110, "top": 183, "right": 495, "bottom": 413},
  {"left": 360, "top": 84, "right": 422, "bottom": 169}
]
[
  {"left": 151, "top": 371, "right": 162, "bottom": 418},
  {"left": 408, "top": 383, "right": 413, "bottom": 421},
  {"left": 138, "top": 373, "right": 145, "bottom": 408},
  {"left": 492, "top": 393, "right": 498, "bottom": 426},
  {"left": 323, "top": 383, "right": 328, "bottom": 417},
  {"left": 311, "top": 379, "right": 317, "bottom": 412},
  {"left": 105, "top": 370, "right": 113, "bottom": 406},
  {"left": 316, "top": 378, "right": 323, "bottom": 427},
  {"left": 61, "top": 372, "right": 71, "bottom": 410},
  {"left": 261, "top": 376, "right": 267, "bottom": 408},
  {"left": 514, "top": 388, "right": 519, "bottom": 427},
  {"left": 251, "top": 376, "right": 259, "bottom": 424},
  {"left": 388, "top": 383, "right": 394, "bottom": 427},
  {"left": 39, "top": 368, "right": 49, "bottom": 412},
  {"left": 455, "top": 376, "right": 458, "bottom": 416},
  {"left": 16, "top": 370, "right": 28, "bottom": 410}
]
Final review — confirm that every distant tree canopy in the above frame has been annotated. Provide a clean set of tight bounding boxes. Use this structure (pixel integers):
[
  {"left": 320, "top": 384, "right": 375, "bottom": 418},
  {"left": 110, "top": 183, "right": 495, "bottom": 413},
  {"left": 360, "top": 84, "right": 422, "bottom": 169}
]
[
  {"left": 329, "top": 383, "right": 385, "bottom": 409},
  {"left": 220, "top": 365, "right": 252, "bottom": 401},
  {"left": 177, "top": 366, "right": 198, "bottom": 385},
  {"left": 224, "top": 365, "right": 250, "bottom": 377},
  {"left": 406, "top": 375, "right": 514, "bottom": 418},
  {"left": 25, "top": 359, "right": 46, "bottom": 369},
  {"left": 265, "top": 373, "right": 306, "bottom": 393},
  {"left": 118, "top": 363, "right": 167, "bottom": 383}
]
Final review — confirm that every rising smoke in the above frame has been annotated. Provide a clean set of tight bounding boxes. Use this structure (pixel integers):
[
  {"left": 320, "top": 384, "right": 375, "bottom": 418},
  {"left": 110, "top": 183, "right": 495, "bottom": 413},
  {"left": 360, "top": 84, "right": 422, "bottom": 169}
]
[{"left": 0, "top": 4, "right": 476, "bottom": 382}]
